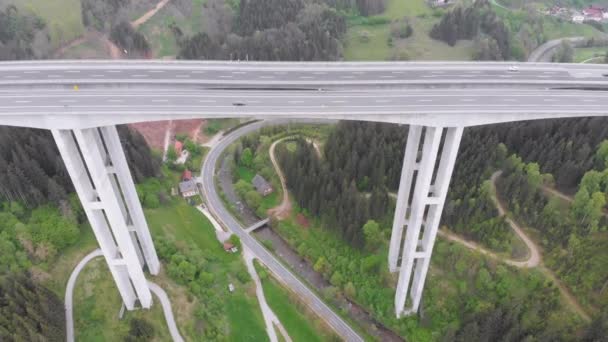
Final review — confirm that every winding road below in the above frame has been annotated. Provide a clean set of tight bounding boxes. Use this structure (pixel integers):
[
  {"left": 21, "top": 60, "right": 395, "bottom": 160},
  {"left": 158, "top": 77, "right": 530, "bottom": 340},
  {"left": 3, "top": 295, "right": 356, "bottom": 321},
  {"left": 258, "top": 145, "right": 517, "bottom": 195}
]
[
  {"left": 65, "top": 249, "right": 185, "bottom": 342},
  {"left": 267, "top": 137, "right": 293, "bottom": 220},
  {"left": 201, "top": 119, "right": 363, "bottom": 342}
]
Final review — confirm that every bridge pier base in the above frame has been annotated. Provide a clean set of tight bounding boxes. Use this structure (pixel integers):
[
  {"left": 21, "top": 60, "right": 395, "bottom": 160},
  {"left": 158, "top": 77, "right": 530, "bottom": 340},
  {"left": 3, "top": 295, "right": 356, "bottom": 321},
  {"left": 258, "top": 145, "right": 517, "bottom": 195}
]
[
  {"left": 53, "top": 126, "right": 159, "bottom": 310},
  {"left": 388, "top": 125, "right": 463, "bottom": 317}
]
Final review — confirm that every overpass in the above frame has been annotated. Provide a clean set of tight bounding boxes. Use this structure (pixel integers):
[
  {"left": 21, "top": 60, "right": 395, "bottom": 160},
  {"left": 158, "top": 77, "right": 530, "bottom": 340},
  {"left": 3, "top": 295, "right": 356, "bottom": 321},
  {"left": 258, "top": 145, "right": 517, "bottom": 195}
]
[{"left": 1, "top": 60, "right": 607, "bottom": 321}]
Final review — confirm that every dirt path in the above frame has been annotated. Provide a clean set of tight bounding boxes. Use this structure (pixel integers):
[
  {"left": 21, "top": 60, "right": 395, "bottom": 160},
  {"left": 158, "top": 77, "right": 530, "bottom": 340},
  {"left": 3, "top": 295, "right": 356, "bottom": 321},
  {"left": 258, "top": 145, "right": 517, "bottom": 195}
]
[
  {"left": 131, "top": 0, "right": 172, "bottom": 29},
  {"left": 490, "top": 171, "right": 589, "bottom": 321},
  {"left": 542, "top": 185, "right": 574, "bottom": 202},
  {"left": 268, "top": 137, "right": 292, "bottom": 220},
  {"left": 102, "top": 35, "right": 123, "bottom": 59},
  {"left": 490, "top": 171, "right": 542, "bottom": 268}
]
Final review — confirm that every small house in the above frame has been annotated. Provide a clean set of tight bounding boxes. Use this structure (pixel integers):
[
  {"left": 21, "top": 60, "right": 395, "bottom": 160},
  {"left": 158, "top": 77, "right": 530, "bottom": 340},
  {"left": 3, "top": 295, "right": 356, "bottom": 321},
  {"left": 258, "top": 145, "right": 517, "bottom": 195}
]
[
  {"left": 179, "top": 179, "right": 197, "bottom": 198},
  {"left": 252, "top": 174, "right": 273, "bottom": 196},
  {"left": 182, "top": 169, "right": 193, "bottom": 181},
  {"left": 228, "top": 283, "right": 235, "bottom": 293},
  {"left": 223, "top": 242, "right": 239, "bottom": 253}
]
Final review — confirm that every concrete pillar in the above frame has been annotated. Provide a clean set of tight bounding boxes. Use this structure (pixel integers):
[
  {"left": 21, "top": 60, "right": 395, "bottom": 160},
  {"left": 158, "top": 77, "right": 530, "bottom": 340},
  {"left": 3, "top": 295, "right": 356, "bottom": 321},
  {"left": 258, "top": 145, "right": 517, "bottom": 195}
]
[
  {"left": 389, "top": 125, "right": 463, "bottom": 317},
  {"left": 99, "top": 126, "right": 160, "bottom": 275},
  {"left": 52, "top": 127, "right": 155, "bottom": 309}
]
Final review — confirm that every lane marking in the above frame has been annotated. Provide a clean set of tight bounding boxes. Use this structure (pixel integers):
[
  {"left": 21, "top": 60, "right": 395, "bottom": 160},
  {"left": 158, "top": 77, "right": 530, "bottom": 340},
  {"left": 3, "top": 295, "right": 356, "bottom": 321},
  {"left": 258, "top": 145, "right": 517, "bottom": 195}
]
[
  {"left": 148, "top": 70, "right": 164, "bottom": 73},
  {"left": 48, "top": 75, "right": 60, "bottom": 78},
  {"left": 4, "top": 75, "right": 20, "bottom": 79},
  {"left": 15, "top": 100, "right": 30, "bottom": 103},
  {"left": 260, "top": 76, "right": 275, "bottom": 79},
  {"left": 107, "top": 70, "right": 121, "bottom": 73},
  {"left": 418, "top": 99, "right": 432, "bottom": 102},
  {"left": 233, "top": 71, "right": 247, "bottom": 74},
  {"left": 299, "top": 76, "right": 313, "bottom": 79},
  {"left": 191, "top": 70, "right": 205, "bottom": 74},
  {"left": 176, "top": 75, "right": 190, "bottom": 78},
  {"left": 380, "top": 75, "right": 395, "bottom": 78},
  {"left": 66, "top": 70, "right": 80, "bottom": 73},
  {"left": 199, "top": 100, "right": 216, "bottom": 103},
  {"left": 132, "top": 74, "right": 148, "bottom": 77},
  {"left": 92, "top": 74, "right": 105, "bottom": 78},
  {"left": 375, "top": 99, "right": 391, "bottom": 103},
  {"left": 24, "top": 71, "right": 40, "bottom": 74},
  {"left": 60, "top": 99, "right": 76, "bottom": 103},
  {"left": 288, "top": 100, "right": 304, "bottom": 104},
  {"left": 341, "top": 76, "right": 354, "bottom": 79},
  {"left": 460, "top": 99, "right": 475, "bottom": 102},
  {"left": 152, "top": 99, "right": 168, "bottom": 103},
  {"left": 220, "top": 75, "right": 233, "bottom": 78},
  {"left": 107, "top": 99, "right": 124, "bottom": 103},
  {"left": 332, "top": 100, "right": 346, "bottom": 104}
]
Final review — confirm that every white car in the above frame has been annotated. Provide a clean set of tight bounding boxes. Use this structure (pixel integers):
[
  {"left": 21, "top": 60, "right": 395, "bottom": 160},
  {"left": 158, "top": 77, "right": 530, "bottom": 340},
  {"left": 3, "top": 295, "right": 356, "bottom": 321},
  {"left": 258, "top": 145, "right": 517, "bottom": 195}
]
[{"left": 508, "top": 65, "right": 519, "bottom": 72}]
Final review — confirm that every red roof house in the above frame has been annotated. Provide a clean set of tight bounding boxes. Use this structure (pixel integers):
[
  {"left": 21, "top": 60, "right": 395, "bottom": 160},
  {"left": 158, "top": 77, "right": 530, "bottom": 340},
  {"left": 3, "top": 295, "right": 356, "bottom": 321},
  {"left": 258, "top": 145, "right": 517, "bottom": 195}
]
[
  {"left": 223, "top": 242, "right": 234, "bottom": 251},
  {"left": 182, "top": 169, "right": 192, "bottom": 181}
]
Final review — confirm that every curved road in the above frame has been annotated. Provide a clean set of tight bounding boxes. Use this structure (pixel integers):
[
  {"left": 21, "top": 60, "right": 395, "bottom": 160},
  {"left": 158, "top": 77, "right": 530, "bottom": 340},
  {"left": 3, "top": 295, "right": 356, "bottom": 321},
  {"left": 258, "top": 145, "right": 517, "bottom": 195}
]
[
  {"left": 201, "top": 119, "right": 364, "bottom": 342},
  {"left": 65, "top": 249, "right": 184, "bottom": 342},
  {"left": 528, "top": 37, "right": 586, "bottom": 62},
  {"left": 490, "top": 171, "right": 541, "bottom": 268},
  {"left": 65, "top": 249, "right": 103, "bottom": 342},
  {"left": 267, "top": 137, "right": 292, "bottom": 220}
]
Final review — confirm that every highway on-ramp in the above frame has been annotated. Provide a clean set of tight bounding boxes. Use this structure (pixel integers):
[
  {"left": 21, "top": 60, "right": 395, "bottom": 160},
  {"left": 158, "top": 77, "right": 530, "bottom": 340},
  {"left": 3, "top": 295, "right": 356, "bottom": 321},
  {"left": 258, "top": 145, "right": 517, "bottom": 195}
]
[{"left": 201, "top": 119, "right": 364, "bottom": 342}]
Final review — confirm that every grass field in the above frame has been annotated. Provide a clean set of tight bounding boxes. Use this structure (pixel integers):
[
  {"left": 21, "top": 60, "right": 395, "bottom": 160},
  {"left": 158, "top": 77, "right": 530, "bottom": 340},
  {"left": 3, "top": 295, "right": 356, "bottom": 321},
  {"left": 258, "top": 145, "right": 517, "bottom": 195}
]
[
  {"left": 60, "top": 38, "right": 111, "bottom": 59},
  {"left": 574, "top": 47, "right": 607, "bottom": 63},
  {"left": 254, "top": 261, "right": 334, "bottom": 342},
  {"left": 145, "top": 200, "right": 268, "bottom": 341},
  {"left": 343, "top": 0, "right": 473, "bottom": 61},
  {"left": 1, "top": 0, "right": 85, "bottom": 48},
  {"left": 73, "top": 258, "right": 172, "bottom": 342},
  {"left": 40, "top": 224, "right": 97, "bottom": 297},
  {"left": 138, "top": 0, "right": 206, "bottom": 57}
]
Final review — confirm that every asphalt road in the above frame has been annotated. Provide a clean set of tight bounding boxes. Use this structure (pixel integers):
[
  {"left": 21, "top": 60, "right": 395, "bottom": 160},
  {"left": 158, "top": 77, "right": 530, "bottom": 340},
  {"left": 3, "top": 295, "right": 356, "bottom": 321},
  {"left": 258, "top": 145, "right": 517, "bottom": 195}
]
[
  {"left": 2, "top": 88, "right": 608, "bottom": 129},
  {"left": 65, "top": 249, "right": 185, "bottom": 342},
  {"left": 65, "top": 249, "right": 103, "bottom": 342},
  {"left": 0, "top": 61, "right": 607, "bottom": 129},
  {"left": 527, "top": 37, "right": 586, "bottom": 63},
  {"left": 201, "top": 119, "right": 364, "bottom": 342}
]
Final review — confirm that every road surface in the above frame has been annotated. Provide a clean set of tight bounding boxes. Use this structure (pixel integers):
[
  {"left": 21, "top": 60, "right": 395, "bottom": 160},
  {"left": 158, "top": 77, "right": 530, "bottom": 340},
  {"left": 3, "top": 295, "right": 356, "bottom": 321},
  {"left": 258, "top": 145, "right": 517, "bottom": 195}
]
[
  {"left": 267, "top": 137, "right": 293, "bottom": 220},
  {"left": 201, "top": 119, "right": 364, "bottom": 342},
  {"left": 65, "top": 249, "right": 103, "bottom": 342},
  {"left": 147, "top": 281, "right": 185, "bottom": 342},
  {"left": 1, "top": 61, "right": 608, "bottom": 129},
  {"left": 528, "top": 37, "right": 586, "bottom": 62},
  {"left": 65, "top": 249, "right": 185, "bottom": 342}
]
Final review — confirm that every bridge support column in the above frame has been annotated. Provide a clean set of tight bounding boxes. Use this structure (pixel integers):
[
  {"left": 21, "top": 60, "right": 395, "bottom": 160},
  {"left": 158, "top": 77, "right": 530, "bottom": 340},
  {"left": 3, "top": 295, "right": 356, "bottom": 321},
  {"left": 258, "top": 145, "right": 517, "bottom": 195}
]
[
  {"left": 52, "top": 126, "right": 159, "bottom": 310},
  {"left": 388, "top": 125, "right": 463, "bottom": 317}
]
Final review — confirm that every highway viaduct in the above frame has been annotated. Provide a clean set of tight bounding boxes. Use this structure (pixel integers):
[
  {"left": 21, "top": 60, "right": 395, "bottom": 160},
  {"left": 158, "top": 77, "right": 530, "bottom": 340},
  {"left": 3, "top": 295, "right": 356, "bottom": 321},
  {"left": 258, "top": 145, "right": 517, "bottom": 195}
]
[{"left": 1, "top": 60, "right": 607, "bottom": 326}]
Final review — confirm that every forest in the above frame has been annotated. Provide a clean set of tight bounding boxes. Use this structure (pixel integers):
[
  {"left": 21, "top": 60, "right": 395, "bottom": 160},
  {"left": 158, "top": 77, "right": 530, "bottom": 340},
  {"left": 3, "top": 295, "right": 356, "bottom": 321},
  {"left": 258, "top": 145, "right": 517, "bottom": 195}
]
[
  {"left": 271, "top": 118, "right": 608, "bottom": 339},
  {"left": 0, "top": 126, "right": 160, "bottom": 208},
  {"left": 430, "top": 0, "right": 511, "bottom": 60},
  {"left": 177, "top": 0, "right": 347, "bottom": 61},
  {"left": 0, "top": 126, "right": 160, "bottom": 342},
  {"left": 0, "top": 5, "right": 51, "bottom": 60}
]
